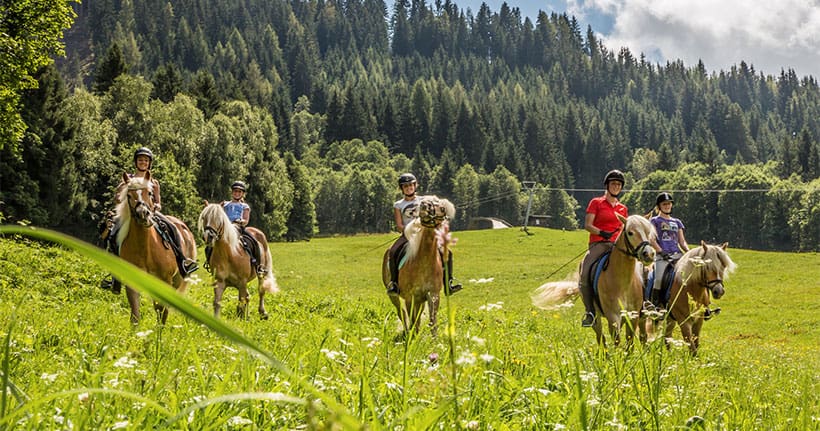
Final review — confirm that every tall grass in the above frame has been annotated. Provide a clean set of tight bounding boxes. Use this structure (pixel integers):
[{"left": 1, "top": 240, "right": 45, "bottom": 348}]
[{"left": 0, "top": 225, "right": 817, "bottom": 429}]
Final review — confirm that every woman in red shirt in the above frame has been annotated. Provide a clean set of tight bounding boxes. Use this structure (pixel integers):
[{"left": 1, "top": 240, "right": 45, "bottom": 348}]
[{"left": 578, "top": 170, "right": 628, "bottom": 327}]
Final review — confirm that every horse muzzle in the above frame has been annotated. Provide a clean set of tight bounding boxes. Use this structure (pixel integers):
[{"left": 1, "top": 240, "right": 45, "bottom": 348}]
[
  {"left": 708, "top": 280, "right": 725, "bottom": 299},
  {"left": 638, "top": 243, "right": 655, "bottom": 265},
  {"left": 133, "top": 205, "right": 153, "bottom": 227}
]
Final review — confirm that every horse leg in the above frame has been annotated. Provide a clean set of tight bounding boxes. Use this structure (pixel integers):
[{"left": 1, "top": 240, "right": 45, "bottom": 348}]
[
  {"left": 237, "top": 284, "right": 250, "bottom": 319},
  {"left": 680, "top": 322, "right": 696, "bottom": 355},
  {"left": 663, "top": 320, "right": 675, "bottom": 350},
  {"left": 257, "top": 279, "right": 269, "bottom": 320},
  {"left": 427, "top": 293, "right": 440, "bottom": 337},
  {"left": 154, "top": 301, "right": 168, "bottom": 325},
  {"left": 691, "top": 318, "right": 704, "bottom": 356},
  {"left": 126, "top": 286, "right": 141, "bottom": 325},
  {"left": 213, "top": 281, "right": 226, "bottom": 318},
  {"left": 593, "top": 317, "right": 606, "bottom": 347}
]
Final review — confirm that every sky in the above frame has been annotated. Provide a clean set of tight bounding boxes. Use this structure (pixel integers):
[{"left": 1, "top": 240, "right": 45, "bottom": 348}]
[{"left": 404, "top": 0, "right": 820, "bottom": 79}]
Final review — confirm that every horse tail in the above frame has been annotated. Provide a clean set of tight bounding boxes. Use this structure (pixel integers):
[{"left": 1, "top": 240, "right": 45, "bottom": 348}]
[
  {"left": 259, "top": 244, "right": 279, "bottom": 294},
  {"left": 530, "top": 278, "right": 579, "bottom": 310}
]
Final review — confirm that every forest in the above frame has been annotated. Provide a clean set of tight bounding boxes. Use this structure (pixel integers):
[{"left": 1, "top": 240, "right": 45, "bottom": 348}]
[{"left": 2, "top": 0, "right": 820, "bottom": 251}]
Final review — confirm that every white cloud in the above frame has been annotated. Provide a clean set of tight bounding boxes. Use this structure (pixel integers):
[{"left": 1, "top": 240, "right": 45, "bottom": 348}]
[{"left": 575, "top": 0, "right": 820, "bottom": 77}]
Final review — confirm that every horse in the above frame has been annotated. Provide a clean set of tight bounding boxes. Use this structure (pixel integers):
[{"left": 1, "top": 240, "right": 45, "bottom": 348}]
[
  {"left": 115, "top": 172, "right": 197, "bottom": 324},
  {"left": 381, "top": 196, "right": 455, "bottom": 336},
  {"left": 660, "top": 241, "right": 736, "bottom": 355},
  {"left": 532, "top": 214, "right": 656, "bottom": 347},
  {"left": 198, "top": 203, "right": 279, "bottom": 319}
]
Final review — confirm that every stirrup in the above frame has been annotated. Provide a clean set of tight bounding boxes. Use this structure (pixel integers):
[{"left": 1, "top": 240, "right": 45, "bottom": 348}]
[
  {"left": 581, "top": 312, "right": 595, "bottom": 327},
  {"left": 256, "top": 265, "right": 267, "bottom": 275},
  {"left": 445, "top": 281, "right": 462, "bottom": 296},
  {"left": 100, "top": 277, "right": 113, "bottom": 290},
  {"left": 182, "top": 259, "right": 199, "bottom": 276}
]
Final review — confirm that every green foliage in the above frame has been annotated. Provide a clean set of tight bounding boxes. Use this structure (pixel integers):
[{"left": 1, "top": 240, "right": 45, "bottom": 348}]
[
  {"left": 284, "top": 152, "right": 317, "bottom": 241},
  {"left": 0, "top": 0, "right": 76, "bottom": 151}
]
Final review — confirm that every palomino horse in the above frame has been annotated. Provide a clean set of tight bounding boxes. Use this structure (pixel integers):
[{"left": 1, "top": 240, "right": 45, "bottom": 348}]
[
  {"left": 661, "top": 241, "right": 736, "bottom": 355},
  {"left": 115, "top": 172, "right": 197, "bottom": 324},
  {"left": 198, "top": 203, "right": 278, "bottom": 319},
  {"left": 532, "top": 214, "right": 656, "bottom": 346},
  {"left": 381, "top": 196, "right": 455, "bottom": 336}
]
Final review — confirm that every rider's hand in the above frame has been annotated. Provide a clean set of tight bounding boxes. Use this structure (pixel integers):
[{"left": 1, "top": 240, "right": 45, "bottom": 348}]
[{"left": 599, "top": 230, "right": 613, "bottom": 240}]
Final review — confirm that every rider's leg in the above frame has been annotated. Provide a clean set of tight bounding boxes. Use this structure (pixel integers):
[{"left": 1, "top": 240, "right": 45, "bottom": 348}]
[
  {"left": 578, "top": 242, "right": 611, "bottom": 327},
  {"left": 443, "top": 251, "right": 462, "bottom": 296},
  {"left": 157, "top": 214, "right": 198, "bottom": 276},
  {"left": 386, "top": 236, "right": 407, "bottom": 295}
]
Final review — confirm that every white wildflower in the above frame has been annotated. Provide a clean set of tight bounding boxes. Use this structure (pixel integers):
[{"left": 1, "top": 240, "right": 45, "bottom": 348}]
[
  {"left": 320, "top": 348, "right": 347, "bottom": 361},
  {"left": 111, "top": 421, "right": 130, "bottom": 430},
  {"left": 455, "top": 352, "right": 476, "bottom": 366},
  {"left": 113, "top": 356, "right": 137, "bottom": 368},
  {"left": 470, "top": 336, "right": 486, "bottom": 346},
  {"left": 478, "top": 302, "right": 504, "bottom": 311},
  {"left": 40, "top": 373, "right": 58, "bottom": 383},
  {"left": 479, "top": 353, "right": 495, "bottom": 363},
  {"left": 469, "top": 278, "right": 495, "bottom": 284},
  {"left": 78, "top": 392, "right": 89, "bottom": 403},
  {"left": 227, "top": 416, "right": 253, "bottom": 426},
  {"left": 135, "top": 330, "right": 153, "bottom": 338}
]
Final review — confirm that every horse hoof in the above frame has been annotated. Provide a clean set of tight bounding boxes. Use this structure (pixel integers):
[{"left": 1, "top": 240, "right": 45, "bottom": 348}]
[{"left": 260, "top": 313, "right": 269, "bottom": 320}]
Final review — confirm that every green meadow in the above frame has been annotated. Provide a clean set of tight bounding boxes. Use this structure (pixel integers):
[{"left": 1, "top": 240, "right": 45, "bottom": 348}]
[{"left": 0, "top": 226, "right": 817, "bottom": 430}]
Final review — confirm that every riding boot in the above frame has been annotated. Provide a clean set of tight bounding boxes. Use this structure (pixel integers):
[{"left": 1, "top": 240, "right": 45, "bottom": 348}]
[
  {"left": 579, "top": 281, "right": 595, "bottom": 327},
  {"left": 386, "top": 255, "right": 399, "bottom": 296},
  {"left": 444, "top": 252, "right": 462, "bottom": 296}
]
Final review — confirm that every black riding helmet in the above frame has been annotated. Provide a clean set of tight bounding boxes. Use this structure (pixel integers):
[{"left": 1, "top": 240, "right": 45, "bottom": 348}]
[
  {"left": 231, "top": 181, "right": 247, "bottom": 192},
  {"left": 398, "top": 173, "right": 417, "bottom": 188},
  {"left": 134, "top": 147, "right": 154, "bottom": 169},
  {"left": 656, "top": 192, "right": 674, "bottom": 207},
  {"left": 603, "top": 169, "right": 625, "bottom": 186}
]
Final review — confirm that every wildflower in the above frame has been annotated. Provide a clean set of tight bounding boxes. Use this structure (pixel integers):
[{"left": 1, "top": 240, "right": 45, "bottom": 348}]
[
  {"left": 479, "top": 353, "right": 495, "bottom": 364},
  {"left": 455, "top": 352, "right": 476, "bottom": 366},
  {"left": 470, "top": 336, "right": 486, "bottom": 346},
  {"left": 320, "top": 348, "right": 347, "bottom": 361},
  {"left": 478, "top": 302, "right": 504, "bottom": 311},
  {"left": 40, "top": 373, "right": 58, "bottom": 383},
  {"left": 112, "top": 421, "right": 130, "bottom": 430},
  {"left": 113, "top": 356, "right": 138, "bottom": 368},
  {"left": 135, "top": 330, "right": 153, "bottom": 338},
  {"left": 78, "top": 392, "right": 89, "bottom": 403},
  {"left": 463, "top": 420, "right": 479, "bottom": 429},
  {"left": 227, "top": 416, "right": 253, "bottom": 426}
]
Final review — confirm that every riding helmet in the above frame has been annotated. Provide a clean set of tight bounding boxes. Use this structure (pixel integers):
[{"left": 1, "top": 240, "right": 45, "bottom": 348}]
[
  {"left": 398, "top": 173, "right": 417, "bottom": 187},
  {"left": 603, "top": 169, "right": 625, "bottom": 186},
  {"left": 134, "top": 147, "right": 154, "bottom": 168},
  {"left": 656, "top": 192, "right": 674, "bottom": 207},
  {"left": 231, "top": 181, "right": 247, "bottom": 192}
]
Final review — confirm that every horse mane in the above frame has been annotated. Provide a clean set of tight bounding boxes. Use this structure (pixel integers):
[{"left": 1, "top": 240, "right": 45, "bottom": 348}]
[
  {"left": 198, "top": 203, "right": 240, "bottom": 250},
  {"left": 677, "top": 242, "right": 737, "bottom": 285},
  {"left": 625, "top": 214, "right": 656, "bottom": 241},
  {"left": 403, "top": 196, "right": 455, "bottom": 262},
  {"left": 114, "top": 176, "right": 155, "bottom": 247}
]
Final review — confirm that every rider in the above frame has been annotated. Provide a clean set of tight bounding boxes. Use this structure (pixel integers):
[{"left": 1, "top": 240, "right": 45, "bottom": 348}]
[
  {"left": 645, "top": 192, "right": 690, "bottom": 317},
  {"left": 100, "top": 147, "right": 199, "bottom": 293},
  {"left": 578, "top": 169, "right": 628, "bottom": 327},
  {"left": 386, "top": 173, "right": 462, "bottom": 297},
  {"left": 210, "top": 181, "right": 265, "bottom": 274}
]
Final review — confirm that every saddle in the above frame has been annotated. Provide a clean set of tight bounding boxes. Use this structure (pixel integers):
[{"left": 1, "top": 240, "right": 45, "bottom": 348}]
[
  {"left": 237, "top": 227, "right": 264, "bottom": 273},
  {"left": 644, "top": 262, "right": 677, "bottom": 307}
]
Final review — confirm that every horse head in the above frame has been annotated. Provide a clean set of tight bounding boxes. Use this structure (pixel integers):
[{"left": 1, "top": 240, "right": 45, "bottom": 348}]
[
  {"left": 617, "top": 213, "right": 656, "bottom": 265},
  {"left": 121, "top": 172, "right": 157, "bottom": 227},
  {"left": 417, "top": 196, "right": 455, "bottom": 228},
  {"left": 198, "top": 203, "right": 238, "bottom": 248},
  {"left": 697, "top": 241, "right": 735, "bottom": 299}
]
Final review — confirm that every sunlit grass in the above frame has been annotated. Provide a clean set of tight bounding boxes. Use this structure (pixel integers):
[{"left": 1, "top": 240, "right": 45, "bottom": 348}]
[{"left": 0, "top": 225, "right": 817, "bottom": 429}]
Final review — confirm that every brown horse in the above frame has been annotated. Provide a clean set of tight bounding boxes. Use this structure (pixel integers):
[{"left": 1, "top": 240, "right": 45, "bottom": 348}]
[
  {"left": 198, "top": 203, "right": 278, "bottom": 319},
  {"left": 115, "top": 172, "right": 197, "bottom": 324},
  {"left": 381, "top": 196, "right": 455, "bottom": 336},
  {"left": 532, "top": 214, "right": 656, "bottom": 347},
  {"left": 661, "top": 241, "right": 736, "bottom": 355}
]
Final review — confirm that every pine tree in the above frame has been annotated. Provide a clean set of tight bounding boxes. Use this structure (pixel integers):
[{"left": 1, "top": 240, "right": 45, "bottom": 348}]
[
  {"left": 284, "top": 152, "right": 317, "bottom": 241},
  {"left": 92, "top": 42, "right": 128, "bottom": 94}
]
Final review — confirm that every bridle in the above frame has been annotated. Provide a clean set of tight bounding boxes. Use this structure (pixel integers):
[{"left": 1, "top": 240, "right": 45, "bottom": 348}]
[
  {"left": 615, "top": 227, "right": 652, "bottom": 260},
  {"left": 126, "top": 183, "right": 156, "bottom": 227},
  {"left": 204, "top": 225, "right": 223, "bottom": 243}
]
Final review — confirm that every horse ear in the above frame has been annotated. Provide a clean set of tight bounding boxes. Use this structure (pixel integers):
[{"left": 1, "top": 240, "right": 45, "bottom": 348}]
[
  {"left": 203, "top": 199, "right": 209, "bottom": 207},
  {"left": 720, "top": 242, "right": 729, "bottom": 250},
  {"left": 616, "top": 213, "right": 627, "bottom": 224},
  {"left": 122, "top": 172, "right": 130, "bottom": 184},
  {"left": 700, "top": 239, "right": 707, "bottom": 248}
]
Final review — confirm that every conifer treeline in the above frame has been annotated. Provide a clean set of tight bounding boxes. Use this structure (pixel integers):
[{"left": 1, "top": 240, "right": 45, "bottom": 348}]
[{"left": 3, "top": 0, "right": 820, "bottom": 250}]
